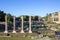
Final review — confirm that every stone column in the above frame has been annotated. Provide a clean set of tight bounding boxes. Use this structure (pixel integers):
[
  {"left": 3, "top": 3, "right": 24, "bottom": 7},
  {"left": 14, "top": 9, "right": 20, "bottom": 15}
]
[
  {"left": 4, "top": 15, "right": 8, "bottom": 33},
  {"left": 38, "top": 16, "right": 40, "bottom": 22},
  {"left": 20, "top": 16, "right": 24, "bottom": 33},
  {"left": 12, "top": 16, "right": 16, "bottom": 33},
  {"left": 29, "top": 16, "right": 32, "bottom": 33}
]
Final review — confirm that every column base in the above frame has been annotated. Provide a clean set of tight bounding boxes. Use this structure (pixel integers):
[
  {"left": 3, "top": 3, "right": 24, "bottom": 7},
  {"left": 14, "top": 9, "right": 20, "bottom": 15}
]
[
  {"left": 4, "top": 31, "right": 8, "bottom": 33},
  {"left": 12, "top": 30, "right": 16, "bottom": 33},
  {"left": 20, "top": 30, "right": 24, "bottom": 33},
  {"left": 29, "top": 30, "right": 32, "bottom": 33}
]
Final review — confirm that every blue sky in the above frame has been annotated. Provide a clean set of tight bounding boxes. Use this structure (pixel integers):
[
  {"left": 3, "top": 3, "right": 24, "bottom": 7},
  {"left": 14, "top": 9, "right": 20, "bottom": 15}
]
[{"left": 0, "top": 0, "right": 60, "bottom": 17}]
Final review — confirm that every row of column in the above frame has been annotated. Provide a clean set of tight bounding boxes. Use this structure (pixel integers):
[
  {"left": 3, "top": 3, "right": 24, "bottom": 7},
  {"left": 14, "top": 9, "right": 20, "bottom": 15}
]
[{"left": 4, "top": 15, "right": 32, "bottom": 33}]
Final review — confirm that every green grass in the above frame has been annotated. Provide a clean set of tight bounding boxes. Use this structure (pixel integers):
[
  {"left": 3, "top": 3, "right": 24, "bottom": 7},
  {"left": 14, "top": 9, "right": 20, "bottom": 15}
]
[
  {"left": 0, "top": 31, "right": 57, "bottom": 40},
  {"left": 0, "top": 37, "right": 31, "bottom": 40},
  {"left": 0, "top": 32, "right": 38, "bottom": 40},
  {"left": 0, "top": 32, "right": 57, "bottom": 40}
]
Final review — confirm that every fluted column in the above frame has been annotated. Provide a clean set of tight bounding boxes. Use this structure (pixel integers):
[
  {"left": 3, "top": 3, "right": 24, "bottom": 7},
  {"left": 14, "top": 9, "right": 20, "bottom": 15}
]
[
  {"left": 20, "top": 16, "right": 24, "bottom": 33},
  {"left": 12, "top": 16, "right": 16, "bottom": 33},
  {"left": 29, "top": 16, "right": 32, "bottom": 33},
  {"left": 4, "top": 15, "right": 8, "bottom": 33}
]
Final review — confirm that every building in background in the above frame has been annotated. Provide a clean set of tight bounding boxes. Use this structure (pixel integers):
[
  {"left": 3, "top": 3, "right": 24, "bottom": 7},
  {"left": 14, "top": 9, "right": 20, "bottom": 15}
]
[{"left": 49, "top": 11, "right": 60, "bottom": 24}]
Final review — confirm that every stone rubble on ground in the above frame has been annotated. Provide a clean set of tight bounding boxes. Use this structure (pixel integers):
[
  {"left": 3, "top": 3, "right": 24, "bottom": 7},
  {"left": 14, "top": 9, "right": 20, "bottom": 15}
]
[{"left": 31, "top": 35, "right": 52, "bottom": 40}]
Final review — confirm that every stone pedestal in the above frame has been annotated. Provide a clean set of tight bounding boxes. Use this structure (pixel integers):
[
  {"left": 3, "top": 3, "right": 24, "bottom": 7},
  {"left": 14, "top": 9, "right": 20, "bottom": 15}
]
[
  {"left": 20, "top": 30, "right": 24, "bottom": 33},
  {"left": 29, "top": 30, "right": 32, "bottom": 33},
  {"left": 4, "top": 31, "right": 8, "bottom": 33},
  {"left": 12, "top": 30, "right": 16, "bottom": 33}
]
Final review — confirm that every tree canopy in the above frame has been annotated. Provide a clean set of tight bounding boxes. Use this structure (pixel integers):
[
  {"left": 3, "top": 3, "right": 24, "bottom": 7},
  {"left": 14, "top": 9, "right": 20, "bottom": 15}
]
[{"left": 0, "top": 10, "right": 6, "bottom": 22}]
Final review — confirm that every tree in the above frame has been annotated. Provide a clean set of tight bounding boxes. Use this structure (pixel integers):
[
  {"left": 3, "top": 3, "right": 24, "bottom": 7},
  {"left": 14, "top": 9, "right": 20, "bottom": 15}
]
[
  {"left": 24, "top": 15, "right": 29, "bottom": 21},
  {"left": 34, "top": 16, "right": 38, "bottom": 21},
  {"left": 31, "top": 16, "right": 33, "bottom": 21},
  {"left": 0, "top": 10, "right": 6, "bottom": 22},
  {"left": 31, "top": 16, "right": 39, "bottom": 21},
  {"left": 44, "top": 13, "right": 49, "bottom": 21},
  {"left": 6, "top": 13, "right": 12, "bottom": 23}
]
